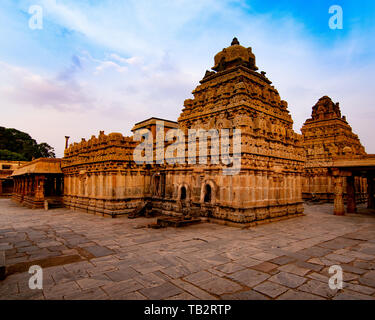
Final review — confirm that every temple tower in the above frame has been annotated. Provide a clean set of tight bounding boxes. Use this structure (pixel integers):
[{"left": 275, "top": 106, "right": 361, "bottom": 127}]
[
  {"left": 301, "top": 96, "right": 367, "bottom": 202},
  {"left": 166, "top": 38, "right": 305, "bottom": 224}
]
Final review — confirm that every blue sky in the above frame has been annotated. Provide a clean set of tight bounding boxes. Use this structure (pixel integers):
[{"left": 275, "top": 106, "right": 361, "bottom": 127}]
[{"left": 1, "top": 0, "right": 375, "bottom": 157}]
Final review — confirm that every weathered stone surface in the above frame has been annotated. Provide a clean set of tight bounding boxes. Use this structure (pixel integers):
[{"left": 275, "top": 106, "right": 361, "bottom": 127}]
[
  {"left": 198, "top": 277, "right": 242, "bottom": 295},
  {"left": 221, "top": 290, "right": 268, "bottom": 300},
  {"left": 253, "top": 281, "right": 288, "bottom": 298},
  {"left": 269, "top": 255, "right": 296, "bottom": 266},
  {"left": 1, "top": 200, "right": 375, "bottom": 301},
  {"left": 277, "top": 289, "right": 324, "bottom": 300},
  {"left": 84, "top": 245, "right": 114, "bottom": 258},
  {"left": 298, "top": 279, "right": 338, "bottom": 299},
  {"left": 215, "top": 262, "right": 245, "bottom": 274},
  {"left": 105, "top": 267, "right": 140, "bottom": 282},
  {"left": 228, "top": 269, "right": 270, "bottom": 288},
  {"left": 268, "top": 272, "right": 306, "bottom": 289},
  {"left": 139, "top": 282, "right": 183, "bottom": 300},
  {"left": 101, "top": 279, "right": 144, "bottom": 297},
  {"left": 278, "top": 263, "right": 310, "bottom": 276},
  {"left": 333, "top": 290, "right": 375, "bottom": 300},
  {"left": 319, "top": 238, "right": 361, "bottom": 250},
  {"left": 170, "top": 279, "right": 217, "bottom": 300},
  {"left": 251, "top": 262, "right": 278, "bottom": 273}
]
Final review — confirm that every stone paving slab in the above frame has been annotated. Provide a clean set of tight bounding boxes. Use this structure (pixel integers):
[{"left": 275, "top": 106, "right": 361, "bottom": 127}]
[{"left": 0, "top": 199, "right": 375, "bottom": 300}]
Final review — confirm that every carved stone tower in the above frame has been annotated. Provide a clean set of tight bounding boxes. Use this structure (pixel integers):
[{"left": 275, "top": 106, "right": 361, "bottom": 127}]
[
  {"left": 301, "top": 96, "right": 367, "bottom": 201},
  {"left": 175, "top": 38, "right": 305, "bottom": 224}
]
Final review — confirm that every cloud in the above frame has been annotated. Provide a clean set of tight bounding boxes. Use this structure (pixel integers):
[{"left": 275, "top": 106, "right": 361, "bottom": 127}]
[
  {"left": 57, "top": 55, "right": 82, "bottom": 80},
  {"left": 110, "top": 53, "right": 142, "bottom": 66},
  {"left": 95, "top": 60, "right": 127, "bottom": 74},
  {"left": 0, "top": 61, "right": 94, "bottom": 111},
  {"left": 1, "top": 0, "right": 375, "bottom": 156}
]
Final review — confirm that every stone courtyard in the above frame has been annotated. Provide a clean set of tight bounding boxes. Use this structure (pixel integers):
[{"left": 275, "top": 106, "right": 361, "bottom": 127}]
[{"left": 0, "top": 198, "right": 375, "bottom": 300}]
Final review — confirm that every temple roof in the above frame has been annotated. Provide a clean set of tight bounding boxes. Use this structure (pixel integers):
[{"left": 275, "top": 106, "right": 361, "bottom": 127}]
[
  {"left": 212, "top": 37, "right": 258, "bottom": 72},
  {"left": 11, "top": 158, "right": 62, "bottom": 177},
  {"left": 132, "top": 117, "right": 178, "bottom": 132},
  {"left": 310, "top": 96, "right": 342, "bottom": 121}
]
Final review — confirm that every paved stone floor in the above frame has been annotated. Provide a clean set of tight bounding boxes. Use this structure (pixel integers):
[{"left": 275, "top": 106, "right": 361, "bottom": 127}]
[{"left": 0, "top": 198, "right": 375, "bottom": 300}]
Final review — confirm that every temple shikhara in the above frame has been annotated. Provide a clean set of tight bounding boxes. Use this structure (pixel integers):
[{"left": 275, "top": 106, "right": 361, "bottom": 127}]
[
  {"left": 301, "top": 96, "right": 368, "bottom": 203},
  {"left": 9, "top": 38, "right": 375, "bottom": 223}
]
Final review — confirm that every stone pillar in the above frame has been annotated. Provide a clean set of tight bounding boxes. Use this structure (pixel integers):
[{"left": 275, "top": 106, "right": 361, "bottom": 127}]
[
  {"left": 111, "top": 172, "right": 117, "bottom": 198},
  {"left": 93, "top": 173, "right": 98, "bottom": 197},
  {"left": 346, "top": 175, "right": 357, "bottom": 213},
  {"left": 367, "top": 175, "right": 375, "bottom": 209},
  {"left": 26, "top": 177, "right": 30, "bottom": 196},
  {"left": 23, "top": 178, "right": 27, "bottom": 196},
  {"left": 64, "top": 176, "right": 69, "bottom": 195},
  {"left": 333, "top": 175, "right": 345, "bottom": 215},
  {"left": 35, "top": 176, "right": 45, "bottom": 201},
  {"left": 100, "top": 172, "right": 105, "bottom": 198},
  {"left": 20, "top": 178, "right": 24, "bottom": 196},
  {"left": 25, "top": 177, "right": 28, "bottom": 195}
]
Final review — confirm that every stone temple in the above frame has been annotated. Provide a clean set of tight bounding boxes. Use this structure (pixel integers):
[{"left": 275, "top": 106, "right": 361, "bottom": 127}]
[
  {"left": 9, "top": 38, "right": 375, "bottom": 222},
  {"left": 60, "top": 38, "right": 305, "bottom": 226},
  {"left": 301, "top": 96, "right": 368, "bottom": 203}
]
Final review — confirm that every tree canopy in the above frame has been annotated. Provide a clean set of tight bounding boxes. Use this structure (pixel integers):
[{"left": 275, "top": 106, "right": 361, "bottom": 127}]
[{"left": 0, "top": 127, "right": 55, "bottom": 161}]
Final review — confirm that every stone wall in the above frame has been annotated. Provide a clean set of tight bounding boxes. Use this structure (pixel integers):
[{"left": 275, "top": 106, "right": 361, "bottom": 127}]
[{"left": 61, "top": 131, "right": 148, "bottom": 217}]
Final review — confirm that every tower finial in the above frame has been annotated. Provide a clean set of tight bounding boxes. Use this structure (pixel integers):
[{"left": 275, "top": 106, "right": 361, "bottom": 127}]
[{"left": 231, "top": 37, "right": 240, "bottom": 46}]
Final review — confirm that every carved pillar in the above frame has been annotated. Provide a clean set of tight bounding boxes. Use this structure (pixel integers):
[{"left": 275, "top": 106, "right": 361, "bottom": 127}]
[
  {"left": 367, "top": 175, "right": 375, "bottom": 209},
  {"left": 35, "top": 176, "right": 45, "bottom": 201},
  {"left": 333, "top": 175, "right": 345, "bottom": 215},
  {"left": 346, "top": 175, "right": 356, "bottom": 213}
]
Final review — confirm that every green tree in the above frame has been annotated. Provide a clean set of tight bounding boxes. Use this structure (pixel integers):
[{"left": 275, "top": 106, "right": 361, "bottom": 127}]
[
  {"left": 0, "top": 149, "right": 26, "bottom": 161},
  {"left": 0, "top": 127, "right": 55, "bottom": 161}
]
